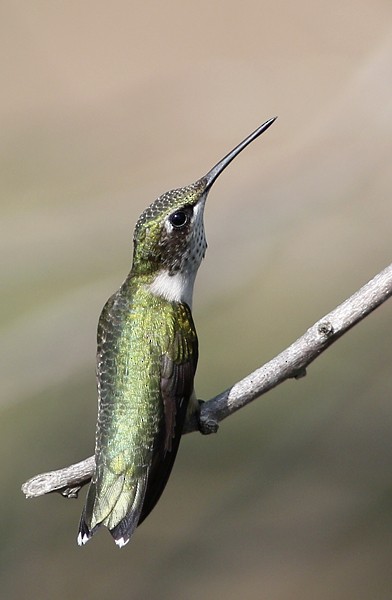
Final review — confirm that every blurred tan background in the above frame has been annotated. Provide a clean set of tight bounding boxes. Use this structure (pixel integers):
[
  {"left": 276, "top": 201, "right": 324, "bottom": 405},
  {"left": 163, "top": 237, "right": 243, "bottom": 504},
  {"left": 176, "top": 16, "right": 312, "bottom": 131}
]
[{"left": 2, "top": 1, "right": 392, "bottom": 599}]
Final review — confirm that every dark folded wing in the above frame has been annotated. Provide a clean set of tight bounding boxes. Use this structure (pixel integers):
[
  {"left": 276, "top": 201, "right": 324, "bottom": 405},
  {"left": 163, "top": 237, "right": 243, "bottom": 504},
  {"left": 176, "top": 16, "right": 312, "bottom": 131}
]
[{"left": 139, "top": 307, "right": 198, "bottom": 524}]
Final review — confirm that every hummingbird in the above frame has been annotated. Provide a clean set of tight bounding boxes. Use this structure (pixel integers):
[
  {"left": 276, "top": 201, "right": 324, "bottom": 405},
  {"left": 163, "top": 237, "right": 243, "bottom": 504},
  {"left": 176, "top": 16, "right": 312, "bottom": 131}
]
[{"left": 77, "top": 117, "right": 276, "bottom": 547}]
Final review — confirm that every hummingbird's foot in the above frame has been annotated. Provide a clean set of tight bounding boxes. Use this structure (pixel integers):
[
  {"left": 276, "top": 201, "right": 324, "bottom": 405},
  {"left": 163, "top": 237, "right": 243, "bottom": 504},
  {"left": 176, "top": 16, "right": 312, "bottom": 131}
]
[
  {"left": 197, "top": 400, "right": 219, "bottom": 435},
  {"left": 60, "top": 485, "right": 83, "bottom": 499}
]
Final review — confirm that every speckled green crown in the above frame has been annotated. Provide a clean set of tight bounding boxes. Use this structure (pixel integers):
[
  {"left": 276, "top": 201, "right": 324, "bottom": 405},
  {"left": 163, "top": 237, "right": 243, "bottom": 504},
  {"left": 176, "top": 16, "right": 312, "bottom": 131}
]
[{"left": 134, "top": 179, "right": 207, "bottom": 240}]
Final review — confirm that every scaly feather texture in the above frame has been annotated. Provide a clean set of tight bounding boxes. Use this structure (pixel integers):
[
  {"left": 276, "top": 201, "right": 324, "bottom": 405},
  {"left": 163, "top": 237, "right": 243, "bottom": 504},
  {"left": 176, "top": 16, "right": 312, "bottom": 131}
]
[{"left": 78, "top": 277, "right": 198, "bottom": 547}]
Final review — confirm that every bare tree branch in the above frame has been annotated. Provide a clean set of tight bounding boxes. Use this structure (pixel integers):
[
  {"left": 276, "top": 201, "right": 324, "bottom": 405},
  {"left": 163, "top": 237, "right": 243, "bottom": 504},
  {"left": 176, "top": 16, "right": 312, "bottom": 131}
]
[{"left": 22, "top": 263, "right": 392, "bottom": 500}]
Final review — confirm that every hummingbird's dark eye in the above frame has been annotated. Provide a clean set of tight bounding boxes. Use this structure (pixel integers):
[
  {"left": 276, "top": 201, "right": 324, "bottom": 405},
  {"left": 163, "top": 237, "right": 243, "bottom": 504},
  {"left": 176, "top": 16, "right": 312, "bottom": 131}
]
[{"left": 169, "top": 210, "right": 188, "bottom": 229}]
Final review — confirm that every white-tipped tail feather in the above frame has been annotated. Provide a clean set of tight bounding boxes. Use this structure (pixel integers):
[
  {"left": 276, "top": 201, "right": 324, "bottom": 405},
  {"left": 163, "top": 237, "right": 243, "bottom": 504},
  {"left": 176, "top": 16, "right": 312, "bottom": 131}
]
[
  {"left": 115, "top": 537, "right": 129, "bottom": 548},
  {"left": 77, "top": 532, "right": 91, "bottom": 546}
]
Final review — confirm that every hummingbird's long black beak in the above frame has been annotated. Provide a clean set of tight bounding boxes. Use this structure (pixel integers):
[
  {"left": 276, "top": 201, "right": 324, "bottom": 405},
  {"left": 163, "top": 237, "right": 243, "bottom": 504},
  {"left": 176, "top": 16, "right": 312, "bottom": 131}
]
[{"left": 204, "top": 117, "right": 277, "bottom": 190}]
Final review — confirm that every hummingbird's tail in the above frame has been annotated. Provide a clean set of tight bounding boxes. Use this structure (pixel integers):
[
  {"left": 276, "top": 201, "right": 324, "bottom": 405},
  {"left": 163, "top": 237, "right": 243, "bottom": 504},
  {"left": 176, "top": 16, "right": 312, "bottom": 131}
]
[{"left": 77, "top": 469, "right": 148, "bottom": 548}]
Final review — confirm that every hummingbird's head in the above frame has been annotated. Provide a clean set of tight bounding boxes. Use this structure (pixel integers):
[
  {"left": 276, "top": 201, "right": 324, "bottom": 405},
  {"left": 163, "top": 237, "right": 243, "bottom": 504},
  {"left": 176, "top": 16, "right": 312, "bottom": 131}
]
[
  {"left": 131, "top": 117, "right": 276, "bottom": 305},
  {"left": 132, "top": 178, "right": 209, "bottom": 280}
]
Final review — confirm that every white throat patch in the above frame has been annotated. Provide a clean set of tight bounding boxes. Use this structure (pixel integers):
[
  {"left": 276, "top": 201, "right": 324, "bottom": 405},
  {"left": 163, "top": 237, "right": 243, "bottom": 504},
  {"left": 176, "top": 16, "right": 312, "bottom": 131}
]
[{"left": 149, "top": 270, "right": 196, "bottom": 307}]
